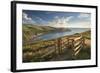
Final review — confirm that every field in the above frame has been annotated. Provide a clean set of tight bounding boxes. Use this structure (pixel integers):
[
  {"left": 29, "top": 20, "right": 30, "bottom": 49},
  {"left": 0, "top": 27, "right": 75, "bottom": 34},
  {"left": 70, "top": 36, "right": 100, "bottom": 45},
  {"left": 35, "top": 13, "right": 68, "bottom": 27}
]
[{"left": 22, "top": 24, "right": 91, "bottom": 62}]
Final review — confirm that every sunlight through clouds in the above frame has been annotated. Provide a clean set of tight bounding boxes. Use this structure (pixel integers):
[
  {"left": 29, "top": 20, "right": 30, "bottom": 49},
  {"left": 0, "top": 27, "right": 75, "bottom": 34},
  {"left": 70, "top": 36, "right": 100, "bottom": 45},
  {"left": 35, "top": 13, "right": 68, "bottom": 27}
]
[
  {"left": 48, "top": 16, "right": 71, "bottom": 28},
  {"left": 22, "top": 10, "right": 91, "bottom": 28}
]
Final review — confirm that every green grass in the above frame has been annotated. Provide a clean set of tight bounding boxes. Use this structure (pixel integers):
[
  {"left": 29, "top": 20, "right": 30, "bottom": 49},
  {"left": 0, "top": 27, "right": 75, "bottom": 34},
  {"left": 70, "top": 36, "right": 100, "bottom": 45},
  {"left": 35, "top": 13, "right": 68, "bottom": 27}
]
[
  {"left": 76, "top": 46, "right": 91, "bottom": 60},
  {"left": 82, "top": 30, "right": 91, "bottom": 39},
  {"left": 22, "top": 27, "right": 91, "bottom": 62}
]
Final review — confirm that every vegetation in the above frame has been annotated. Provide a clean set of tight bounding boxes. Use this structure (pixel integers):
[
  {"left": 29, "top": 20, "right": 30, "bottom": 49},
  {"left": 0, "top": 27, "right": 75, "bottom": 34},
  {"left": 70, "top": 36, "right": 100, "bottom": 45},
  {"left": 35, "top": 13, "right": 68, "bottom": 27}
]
[
  {"left": 82, "top": 30, "right": 91, "bottom": 39},
  {"left": 23, "top": 24, "right": 57, "bottom": 41},
  {"left": 73, "top": 30, "right": 91, "bottom": 60},
  {"left": 76, "top": 46, "right": 91, "bottom": 60},
  {"left": 23, "top": 24, "right": 71, "bottom": 42},
  {"left": 22, "top": 24, "right": 91, "bottom": 62}
]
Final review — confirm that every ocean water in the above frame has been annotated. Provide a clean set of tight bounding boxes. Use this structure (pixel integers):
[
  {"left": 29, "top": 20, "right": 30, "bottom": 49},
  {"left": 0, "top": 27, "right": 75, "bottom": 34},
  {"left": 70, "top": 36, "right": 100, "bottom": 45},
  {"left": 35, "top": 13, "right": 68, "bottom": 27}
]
[{"left": 34, "top": 28, "right": 90, "bottom": 41}]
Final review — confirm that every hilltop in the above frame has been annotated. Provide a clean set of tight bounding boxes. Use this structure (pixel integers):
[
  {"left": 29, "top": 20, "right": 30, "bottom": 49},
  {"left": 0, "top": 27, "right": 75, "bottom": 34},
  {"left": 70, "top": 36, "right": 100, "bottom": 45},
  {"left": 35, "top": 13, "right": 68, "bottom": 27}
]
[{"left": 23, "top": 24, "right": 70, "bottom": 41}]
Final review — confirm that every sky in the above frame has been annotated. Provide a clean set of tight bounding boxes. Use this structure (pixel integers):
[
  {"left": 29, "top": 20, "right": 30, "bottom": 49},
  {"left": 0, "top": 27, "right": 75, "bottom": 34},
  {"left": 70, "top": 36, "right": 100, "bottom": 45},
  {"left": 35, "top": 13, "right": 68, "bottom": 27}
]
[{"left": 22, "top": 10, "right": 91, "bottom": 28}]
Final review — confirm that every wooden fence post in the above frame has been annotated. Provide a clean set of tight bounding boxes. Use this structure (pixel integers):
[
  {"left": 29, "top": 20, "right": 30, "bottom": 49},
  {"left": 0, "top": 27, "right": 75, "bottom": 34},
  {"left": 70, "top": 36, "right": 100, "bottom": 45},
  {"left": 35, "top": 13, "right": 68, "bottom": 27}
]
[{"left": 57, "top": 38, "right": 62, "bottom": 55}]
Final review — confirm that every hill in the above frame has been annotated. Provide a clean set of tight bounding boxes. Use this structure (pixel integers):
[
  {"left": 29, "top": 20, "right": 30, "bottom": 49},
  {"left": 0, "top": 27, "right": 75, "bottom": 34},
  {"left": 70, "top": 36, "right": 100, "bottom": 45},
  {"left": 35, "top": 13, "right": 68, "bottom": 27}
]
[{"left": 23, "top": 24, "right": 57, "bottom": 41}]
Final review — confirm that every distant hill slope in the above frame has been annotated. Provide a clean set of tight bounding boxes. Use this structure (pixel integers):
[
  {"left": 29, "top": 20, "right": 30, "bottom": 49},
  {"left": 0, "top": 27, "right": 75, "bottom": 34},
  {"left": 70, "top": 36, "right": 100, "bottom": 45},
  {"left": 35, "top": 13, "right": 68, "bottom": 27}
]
[
  {"left": 23, "top": 24, "right": 57, "bottom": 41},
  {"left": 23, "top": 24, "right": 56, "bottom": 33},
  {"left": 23, "top": 24, "right": 71, "bottom": 41},
  {"left": 81, "top": 30, "right": 91, "bottom": 39}
]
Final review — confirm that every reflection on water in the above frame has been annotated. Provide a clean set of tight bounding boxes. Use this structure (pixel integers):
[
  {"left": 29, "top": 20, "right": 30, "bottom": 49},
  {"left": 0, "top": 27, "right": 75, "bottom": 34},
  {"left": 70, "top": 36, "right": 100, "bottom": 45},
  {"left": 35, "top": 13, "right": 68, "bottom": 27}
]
[{"left": 33, "top": 28, "right": 90, "bottom": 41}]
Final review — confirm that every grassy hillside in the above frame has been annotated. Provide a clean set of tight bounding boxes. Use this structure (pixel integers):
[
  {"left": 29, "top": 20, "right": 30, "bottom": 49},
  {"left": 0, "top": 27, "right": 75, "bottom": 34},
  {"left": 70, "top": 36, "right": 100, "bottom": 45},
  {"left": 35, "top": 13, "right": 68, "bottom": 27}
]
[
  {"left": 81, "top": 30, "right": 91, "bottom": 39},
  {"left": 73, "top": 30, "right": 91, "bottom": 39},
  {"left": 23, "top": 24, "right": 71, "bottom": 42},
  {"left": 23, "top": 30, "right": 91, "bottom": 62},
  {"left": 23, "top": 24, "right": 56, "bottom": 42}
]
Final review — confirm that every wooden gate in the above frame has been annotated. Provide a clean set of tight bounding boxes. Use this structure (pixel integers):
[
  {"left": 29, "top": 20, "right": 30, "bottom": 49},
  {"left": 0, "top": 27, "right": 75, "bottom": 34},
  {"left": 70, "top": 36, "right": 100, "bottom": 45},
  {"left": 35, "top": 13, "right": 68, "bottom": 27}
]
[{"left": 23, "top": 34, "right": 85, "bottom": 62}]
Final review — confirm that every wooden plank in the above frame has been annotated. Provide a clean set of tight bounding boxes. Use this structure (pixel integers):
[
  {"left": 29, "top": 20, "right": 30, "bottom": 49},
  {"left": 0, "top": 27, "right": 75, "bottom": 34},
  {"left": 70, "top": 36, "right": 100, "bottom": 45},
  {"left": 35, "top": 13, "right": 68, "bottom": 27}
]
[
  {"left": 62, "top": 41, "right": 69, "bottom": 45},
  {"left": 61, "top": 46, "right": 66, "bottom": 50},
  {"left": 74, "top": 44, "right": 81, "bottom": 52},
  {"left": 74, "top": 36, "right": 82, "bottom": 41},
  {"left": 63, "top": 39, "right": 68, "bottom": 43},
  {"left": 74, "top": 48, "right": 81, "bottom": 56},
  {"left": 74, "top": 41, "right": 81, "bottom": 47}
]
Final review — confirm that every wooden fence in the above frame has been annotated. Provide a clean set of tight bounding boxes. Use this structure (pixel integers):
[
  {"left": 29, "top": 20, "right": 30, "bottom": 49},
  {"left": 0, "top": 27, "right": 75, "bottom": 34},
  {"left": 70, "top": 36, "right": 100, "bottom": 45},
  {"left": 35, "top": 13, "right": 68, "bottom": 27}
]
[
  {"left": 23, "top": 34, "right": 85, "bottom": 61},
  {"left": 73, "top": 35, "right": 85, "bottom": 56}
]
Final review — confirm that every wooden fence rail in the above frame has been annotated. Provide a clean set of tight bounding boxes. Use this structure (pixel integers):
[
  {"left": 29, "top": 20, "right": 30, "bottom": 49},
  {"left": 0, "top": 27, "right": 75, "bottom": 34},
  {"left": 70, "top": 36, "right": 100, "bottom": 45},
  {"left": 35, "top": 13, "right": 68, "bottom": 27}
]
[{"left": 23, "top": 34, "right": 85, "bottom": 61}]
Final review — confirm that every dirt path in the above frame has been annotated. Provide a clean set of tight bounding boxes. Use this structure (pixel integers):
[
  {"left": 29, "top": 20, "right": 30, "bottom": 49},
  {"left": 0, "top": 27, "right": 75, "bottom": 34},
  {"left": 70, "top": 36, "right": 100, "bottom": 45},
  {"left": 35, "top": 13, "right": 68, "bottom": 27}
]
[{"left": 50, "top": 48, "right": 74, "bottom": 61}]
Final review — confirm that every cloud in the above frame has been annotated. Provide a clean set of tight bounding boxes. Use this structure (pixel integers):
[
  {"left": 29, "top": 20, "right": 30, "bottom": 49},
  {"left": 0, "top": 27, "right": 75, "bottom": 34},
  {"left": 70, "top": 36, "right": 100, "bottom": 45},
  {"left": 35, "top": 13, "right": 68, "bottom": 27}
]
[
  {"left": 78, "top": 13, "right": 90, "bottom": 18},
  {"left": 22, "top": 12, "right": 35, "bottom": 24},
  {"left": 23, "top": 12, "right": 32, "bottom": 21},
  {"left": 30, "top": 15, "right": 48, "bottom": 25},
  {"left": 65, "top": 13, "right": 90, "bottom": 28},
  {"left": 45, "top": 12, "right": 53, "bottom": 14},
  {"left": 66, "top": 16, "right": 73, "bottom": 22},
  {"left": 67, "top": 21, "right": 90, "bottom": 28},
  {"left": 48, "top": 15, "right": 90, "bottom": 28},
  {"left": 54, "top": 16, "right": 59, "bottom": 19},
  {"left": 35, "top": 16, "right": 45, "bottom": 23},
  {"left": 48, "top": 16, "right": 73, "bottom": 28},
  {"left": 54, "top": 16, "right": 73, "bottom": 22}
]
